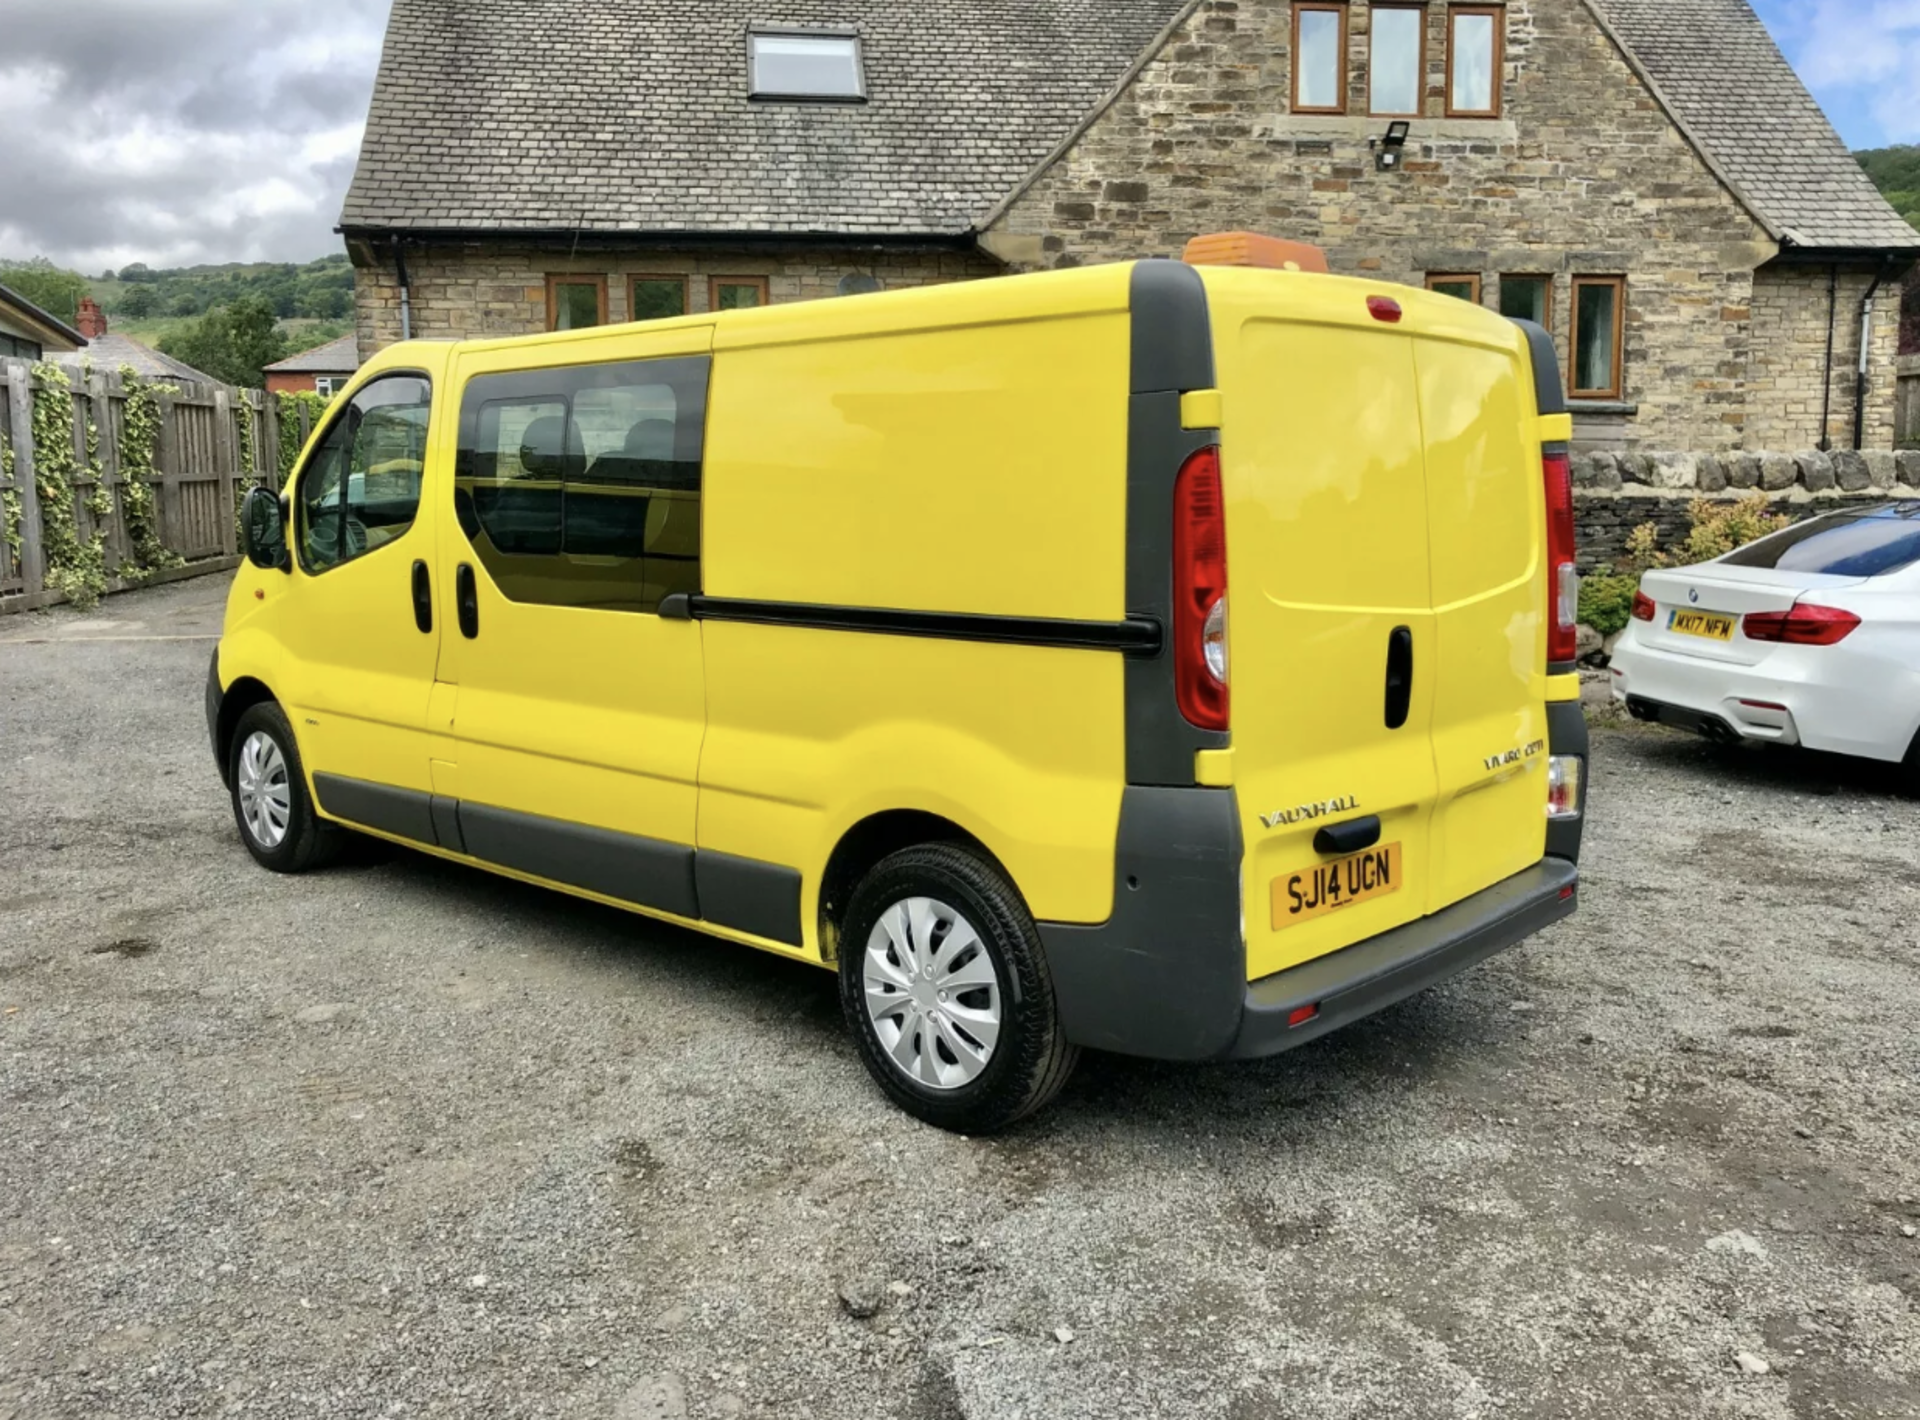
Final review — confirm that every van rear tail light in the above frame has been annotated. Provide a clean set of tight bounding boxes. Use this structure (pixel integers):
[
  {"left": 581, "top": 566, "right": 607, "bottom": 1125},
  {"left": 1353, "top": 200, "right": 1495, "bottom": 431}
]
[
  {"left": 1742, "top": 603, "right": 1861, "bottom": 646},
  {"left": 1543, "top": 451, "right": 1577, "bottom": 664},
  {"left": 1631, "top": 590, "right": 1656, "bottom": 622},
  {"left": 1546, "top": 755, "right": 1582, "bottom": 819},
  {"left": 1173, "top": 446, "right": 1230, "bottom": 732}
]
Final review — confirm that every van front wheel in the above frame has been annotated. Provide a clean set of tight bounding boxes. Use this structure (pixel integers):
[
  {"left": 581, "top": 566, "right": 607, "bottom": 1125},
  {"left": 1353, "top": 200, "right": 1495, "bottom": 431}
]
[
  {"left": 228, "top": 702, "right": 342, "bottom": 874},
  {"left": 838, "top": 844, "right": 1078, "bottom": 1133}
]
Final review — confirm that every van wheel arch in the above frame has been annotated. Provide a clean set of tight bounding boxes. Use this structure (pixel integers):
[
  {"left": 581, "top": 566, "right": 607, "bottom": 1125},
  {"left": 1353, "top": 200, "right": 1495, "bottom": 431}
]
[
  {"left": 818, "top": 811, "right": 1009, "bottom": 963},
  {"left": 216, "top": 677, "right": 279, "bottom": 788}
]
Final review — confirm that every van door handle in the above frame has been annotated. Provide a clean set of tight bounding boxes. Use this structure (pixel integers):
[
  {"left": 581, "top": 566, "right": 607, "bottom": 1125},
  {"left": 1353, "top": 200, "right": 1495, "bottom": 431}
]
[
  {"left": 1315, "top": 815, "right": 1383, "bottom": 857},
  {"left": 411, "top": 560, "right": 433, "bottom": 634},
  {"left": 456, "top": 563, "right": 479, "bottom": 639},
  {"left": 1384, "top": 626, "right": 1414, "bottom": 730}
]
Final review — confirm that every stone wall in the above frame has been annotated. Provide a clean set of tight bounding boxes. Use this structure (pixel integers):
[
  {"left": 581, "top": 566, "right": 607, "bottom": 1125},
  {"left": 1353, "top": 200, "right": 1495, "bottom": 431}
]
[
  {"left": 1748, "top": 265, "right": 1904, "bottom": 452},
  {"left": 352, "top": 244, "right": 1003, "bottom": 353},
  {"left": 984, "top": 0, "right": 1787, "bottom": 451},
  {"left": 1571, "top": 448, "right": 1920, "bottom": 569}
]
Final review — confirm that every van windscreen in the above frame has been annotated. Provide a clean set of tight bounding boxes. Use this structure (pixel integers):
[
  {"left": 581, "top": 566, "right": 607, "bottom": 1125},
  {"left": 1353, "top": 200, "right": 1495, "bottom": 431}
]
[{"left": 1721, "top": 505, "right": 1920, "bottom": 578}]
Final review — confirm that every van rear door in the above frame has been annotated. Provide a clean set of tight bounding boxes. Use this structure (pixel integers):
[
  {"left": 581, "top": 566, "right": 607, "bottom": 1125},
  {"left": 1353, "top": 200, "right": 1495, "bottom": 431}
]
[
  {"left": 1413, "top": 308, "right": 1552, "bottom": 911},
  {"left": 1201, "top": 269, "right": 1439, "bottom": 983}
]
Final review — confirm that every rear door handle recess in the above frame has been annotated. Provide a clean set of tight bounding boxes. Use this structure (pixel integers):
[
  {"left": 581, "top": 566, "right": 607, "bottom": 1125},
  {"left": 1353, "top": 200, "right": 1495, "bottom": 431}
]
[
  {"left": 1384, "top": 625, "right": 1414, "bottom": 730},
  {"left": 411, "top": 560, "right": 433, "bottom": 634},
  {"left": 456, "top": 563, "right": 479, "bottom": 640}
]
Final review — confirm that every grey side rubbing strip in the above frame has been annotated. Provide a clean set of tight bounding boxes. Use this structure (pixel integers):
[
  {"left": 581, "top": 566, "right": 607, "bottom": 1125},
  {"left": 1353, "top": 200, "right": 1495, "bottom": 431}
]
[
  {"left": 312, "top": 774, "right": 437, "bottom": 844},
  {"left": 696, "top": 850, "right": 804, "bottom": 946},
  {"left": 1126, "top": 260, "right": 1226, "bottom": 785},
  {"left": 1545, "top": 699, "right": 1589, "bottom": 864},
  {"left": 1038, "top": 785, "right": 1247, "bottom": 1060},
  {"left": 430, "top": 795, "right": 465, "bottom": 855},
  {"left": 456, "top": 802, "right": 700, "bottom": 919}
]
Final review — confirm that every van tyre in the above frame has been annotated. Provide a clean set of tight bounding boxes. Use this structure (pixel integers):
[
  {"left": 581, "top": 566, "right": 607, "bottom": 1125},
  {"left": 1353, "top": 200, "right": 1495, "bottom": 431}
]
[
  {"left": 839, "top": 843, "right": 1078, "bottom": 1133},
  {"left": 228, "top": 702, "right": 342, "bottom": 874}
]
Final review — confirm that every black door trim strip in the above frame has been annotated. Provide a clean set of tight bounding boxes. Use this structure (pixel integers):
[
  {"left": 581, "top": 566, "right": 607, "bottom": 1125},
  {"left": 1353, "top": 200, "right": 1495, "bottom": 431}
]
[{"left": 683, "top": 595, "right": 1163, "bottom": 656}]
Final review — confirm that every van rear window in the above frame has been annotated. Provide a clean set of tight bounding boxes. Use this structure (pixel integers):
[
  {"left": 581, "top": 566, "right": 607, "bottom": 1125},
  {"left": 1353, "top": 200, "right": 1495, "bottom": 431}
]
[
  {"left": 1722, "top": 505, "right": 1920, "bottom": 578},
  {"left": 454, "top": 357, "right": 709, "bottom": 613}
]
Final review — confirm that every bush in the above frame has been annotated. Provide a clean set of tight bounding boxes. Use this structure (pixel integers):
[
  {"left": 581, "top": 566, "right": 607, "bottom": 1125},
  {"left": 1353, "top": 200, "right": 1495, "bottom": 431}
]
[
  {"left": 1578, "top": 573, "right": 1640, "bottom": 637},
  {"left": 1620, "top": 492, "right": 1792, "bottom": 576}
]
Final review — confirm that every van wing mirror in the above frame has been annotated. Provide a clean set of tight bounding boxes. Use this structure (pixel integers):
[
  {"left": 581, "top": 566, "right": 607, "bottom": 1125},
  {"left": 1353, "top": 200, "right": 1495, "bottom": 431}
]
[{"left": 241, "top": 486, "right": 290, "bottom": 572}]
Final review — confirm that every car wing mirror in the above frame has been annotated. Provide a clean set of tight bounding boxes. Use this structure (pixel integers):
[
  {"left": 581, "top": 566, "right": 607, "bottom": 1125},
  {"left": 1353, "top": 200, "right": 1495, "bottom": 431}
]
[{"left": 241, "top": 486, "right": 291, "bottom": 572}]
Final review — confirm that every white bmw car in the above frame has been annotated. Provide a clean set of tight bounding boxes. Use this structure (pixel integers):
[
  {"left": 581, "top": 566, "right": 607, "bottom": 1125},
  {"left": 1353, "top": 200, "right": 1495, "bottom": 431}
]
[{"left": 1611, "top": 502, "right": 1920, "bottom": 777}]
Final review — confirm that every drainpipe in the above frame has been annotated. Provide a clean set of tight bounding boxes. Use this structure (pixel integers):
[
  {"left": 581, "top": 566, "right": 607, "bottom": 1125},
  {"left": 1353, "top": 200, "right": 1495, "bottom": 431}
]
[
  {"left": 1817, "top": 265, "right": 1837, "bottom": 452},
  {"left": 1853, "top": 258, "right": 1894, "bottom": 452},
  {"left": 391, "top": 236, "right": 414, "bottom": 341}
]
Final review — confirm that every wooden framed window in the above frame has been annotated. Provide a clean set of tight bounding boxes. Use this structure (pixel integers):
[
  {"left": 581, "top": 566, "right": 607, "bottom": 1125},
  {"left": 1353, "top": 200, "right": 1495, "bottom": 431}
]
[
  {"left": 1426, "top": 273, "right": 1482, "bottom": 304},
  {"left": 1369, "top": 4, "right": 1426, "bottom": 117},
  {"left": 1291, "top": 2, "right": 1348, "bottom": 115},
  {"left": 630, "top": 276, "right": 691, "bottom": 322},
  {"left": 547, "top": 275, "right": 607, "bottom": 331},
  {"left": 1446, "top": 5, "right": 1504, "bottom": 118},
  {"left": 1499, "top": 274, "right": 1553, "bottom": 331},
  {"left": 1570, "top": 276, "right": 1625, "bottom": 400},
  {"left": 709, "top": 276, "right": 770, "bottom": 311}
]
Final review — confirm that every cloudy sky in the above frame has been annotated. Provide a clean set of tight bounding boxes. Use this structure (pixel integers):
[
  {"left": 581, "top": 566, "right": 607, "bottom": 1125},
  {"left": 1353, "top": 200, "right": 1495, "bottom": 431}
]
[{"left": 0, "top": 0, "right": 1915, "bottom": 273}]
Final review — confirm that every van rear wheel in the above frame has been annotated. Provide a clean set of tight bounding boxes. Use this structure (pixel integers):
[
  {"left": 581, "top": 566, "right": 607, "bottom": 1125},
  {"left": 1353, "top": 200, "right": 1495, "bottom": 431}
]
[{"left": 838, "top": 843, "right": 1078, "bottom": 1133}]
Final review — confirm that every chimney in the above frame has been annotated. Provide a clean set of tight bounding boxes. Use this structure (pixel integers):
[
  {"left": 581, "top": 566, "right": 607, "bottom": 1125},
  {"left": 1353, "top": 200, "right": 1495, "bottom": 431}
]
[{"left": 76, "top": 296, "right": 108, "bottom": 340}]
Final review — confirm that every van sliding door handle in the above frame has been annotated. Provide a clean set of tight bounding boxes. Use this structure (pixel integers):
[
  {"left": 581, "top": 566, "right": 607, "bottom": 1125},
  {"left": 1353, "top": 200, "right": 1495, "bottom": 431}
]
[
  {"left": 411, "top": 560, "right": 433, "bottom": 634},
  {"left": 456, "top": 563, "right": 479, "bottom": 640},
  {"left": 1384, "top": 626, "right": 1413, "bottom": 730}
]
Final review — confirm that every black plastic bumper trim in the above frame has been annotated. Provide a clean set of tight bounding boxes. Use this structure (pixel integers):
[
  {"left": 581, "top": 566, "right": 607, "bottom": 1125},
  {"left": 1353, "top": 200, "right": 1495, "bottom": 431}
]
[
  {"left": 1227, "top": 858, "right": 1578, "bottom": 1059},
  {"left": 205, "top": 649, "right": 226, "bottom": 785}
]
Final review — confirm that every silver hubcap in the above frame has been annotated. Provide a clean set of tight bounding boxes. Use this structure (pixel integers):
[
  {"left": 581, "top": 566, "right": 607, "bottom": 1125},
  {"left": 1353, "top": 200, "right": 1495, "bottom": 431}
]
[
  {"left": 862, "top": 896, "right": 1003, "bottom": 1091},
  {"left": 236, "top": 730, "right": 292, "bottom": 850}
]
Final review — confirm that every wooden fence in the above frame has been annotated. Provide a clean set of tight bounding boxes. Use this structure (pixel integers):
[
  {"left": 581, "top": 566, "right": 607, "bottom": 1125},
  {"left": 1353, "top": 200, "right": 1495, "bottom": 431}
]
[
  {"left": 0, "top": 361, "right": 324, "bottom": 613},
  {"left": 1898, "top": 354, "right": 1920, "bottom": 451}
]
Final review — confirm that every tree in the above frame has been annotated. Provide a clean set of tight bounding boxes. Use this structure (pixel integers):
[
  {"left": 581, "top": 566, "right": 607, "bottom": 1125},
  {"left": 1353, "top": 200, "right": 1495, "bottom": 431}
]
[
  {"left": 118, "top": 286, "right": 159, "bottom": 319},
  {"left": 159, "top": 297, "right": 290, "bottom": 387},
  {"left": 0, "top": 256, "right": 89, "bottom": 325},
  {"left": 118, "top": 262, "right": 154, "bottom": 283}
]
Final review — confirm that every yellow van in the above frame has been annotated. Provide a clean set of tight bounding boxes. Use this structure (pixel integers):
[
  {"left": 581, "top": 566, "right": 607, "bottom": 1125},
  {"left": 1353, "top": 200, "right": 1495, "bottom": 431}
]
[{"left": 210, "top": 236, "right": 1587, "bottom": 1132}]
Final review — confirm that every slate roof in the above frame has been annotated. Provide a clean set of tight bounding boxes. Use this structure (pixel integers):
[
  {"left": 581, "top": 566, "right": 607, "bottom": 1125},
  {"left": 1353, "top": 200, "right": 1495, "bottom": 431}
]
[
  {"left": 340, "top": 0, "right": 1191, "bottom": 238},
  {"left": 1591, "top": 0, "right": 1920, "bottom": 251},
  {"left": 52, "top": 334, "right": 216, "bottom": 386},
  {"left": 264, "top": 335, "right": 360, "bottom": 375}
]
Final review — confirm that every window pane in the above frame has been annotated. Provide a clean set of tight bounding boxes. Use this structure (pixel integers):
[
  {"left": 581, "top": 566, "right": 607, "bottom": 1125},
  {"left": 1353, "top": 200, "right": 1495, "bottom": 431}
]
[
  {"left": 554, "top": 281, "right": 601, "bottom": 331},
  {"left": 631, "top": 279, "right": 686, "bottom": 321},
  {"left": 1500, "top": 276, "right": 1550, "bottom": 326},
  {"left": 1430, "top": 279, "right": 1477, "bottom": 302},
  {"left": 1451, "top": 13, "right": 1496, "bottom": 112},
  {"left": 714, "top": 281, "right": 764, "bottom": 311},
  {"left": 1296, "top": 10, "right": 1342, "bottom": 110},
  {"left": 1370, "top": 8, "right": 1423, "bottom": 115},
  {"left": 455, "top": 358, "right": 709, "bottom": 614},
  {"left": 1722, "top": 507, "right": 1920, "bottom": 577},
  {"left": 299, "top": 376, "right": 430, "bottom": 573},
  {"left": 751, "top": 34, "right": 861, "bottom": 97},
  {"left": 1575, "top": 282, "right": 1618, "bottom": 393}
]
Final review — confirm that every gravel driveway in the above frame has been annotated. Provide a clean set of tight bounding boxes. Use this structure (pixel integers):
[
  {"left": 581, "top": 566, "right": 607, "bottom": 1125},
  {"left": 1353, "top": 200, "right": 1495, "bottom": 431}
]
[{"left": 2, "top": 576, "right": 1917, "bottom": 1420}]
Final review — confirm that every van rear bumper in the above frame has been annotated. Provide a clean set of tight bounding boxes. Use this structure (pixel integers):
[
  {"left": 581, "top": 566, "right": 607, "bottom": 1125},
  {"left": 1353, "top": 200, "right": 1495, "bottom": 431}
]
[
  {"left": 1225, "top": 856, "right": 1577, "bottom": 1060},
  {"left": 1037, "top": 785, "right": 1579, "bottom": 1062}
]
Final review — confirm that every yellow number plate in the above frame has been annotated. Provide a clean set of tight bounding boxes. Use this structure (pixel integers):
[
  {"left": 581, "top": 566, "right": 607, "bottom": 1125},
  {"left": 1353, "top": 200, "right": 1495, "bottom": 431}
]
[
  {"left": 1668, "top": 610, "right": 1735, "bottom": 641},
  {"left": 1272, "top": 843, "right": 1403, "bottom": 931}
]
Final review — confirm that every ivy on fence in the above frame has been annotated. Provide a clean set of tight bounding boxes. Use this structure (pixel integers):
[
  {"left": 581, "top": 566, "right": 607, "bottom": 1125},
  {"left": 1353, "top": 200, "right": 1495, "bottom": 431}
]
[
  {"left": 117, "top": 366, "right": 183, "bottom": 579},
  {"left": 2, "top": 422, "right": 18, "bottom": 565},
  {"left": 29, "top": 362, "right": 108, "bottom": 608},
  {"left": 276, "top": 390, "right": 330, "bottom": 480}
]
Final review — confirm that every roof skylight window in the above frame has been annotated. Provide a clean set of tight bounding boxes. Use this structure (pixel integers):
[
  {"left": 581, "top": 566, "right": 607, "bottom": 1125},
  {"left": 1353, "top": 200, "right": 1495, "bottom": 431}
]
[{"left": 749, "top": 30, "right": 865, "bottom": 101}]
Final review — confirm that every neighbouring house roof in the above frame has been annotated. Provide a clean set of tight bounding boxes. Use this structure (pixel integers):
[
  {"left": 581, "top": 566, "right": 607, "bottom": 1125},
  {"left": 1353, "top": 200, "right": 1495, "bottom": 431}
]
[
  {"left": 53, "top": 333, "right": 218, "bottom": 386},
  {"left": 0, "top": 282, "right": 86, "bottom": 352},
  {"left": 264, "top": 334, "right": 361, "bottom": 375},
  {"left": 1590, "top": 0, "right": 1920, "bottom": 253},
  {"left": 340, "top": 0, "right": 1192, "bottom": 239}
]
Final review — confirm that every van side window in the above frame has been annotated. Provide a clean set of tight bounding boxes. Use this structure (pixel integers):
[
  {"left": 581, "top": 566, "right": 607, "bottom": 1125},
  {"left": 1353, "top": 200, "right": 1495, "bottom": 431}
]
[
  {"left": 297, "top": 375, "right": 431, "bottom": 575},
  {"left": 454, "top": 357, "right": 708, "bottom": 614}
]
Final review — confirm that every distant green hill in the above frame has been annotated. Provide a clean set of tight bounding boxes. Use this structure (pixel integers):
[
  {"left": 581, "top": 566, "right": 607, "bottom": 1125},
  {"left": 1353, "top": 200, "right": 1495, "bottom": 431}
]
[
  {"left": 92, "top": 254, "right": 354, "bottom": 328},
  {"left": 1855, "top": 146, "right": 1920, "bottom": 231}
]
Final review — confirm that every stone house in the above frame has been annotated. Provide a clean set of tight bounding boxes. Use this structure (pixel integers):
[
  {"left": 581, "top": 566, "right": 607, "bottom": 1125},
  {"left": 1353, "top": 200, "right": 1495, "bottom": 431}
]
[
  {"left": 0, "top": 282, "right": 84, "bottom": 361},
  {"left": 342, "top": 0, "right": 1919, "bottom": 453}
]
